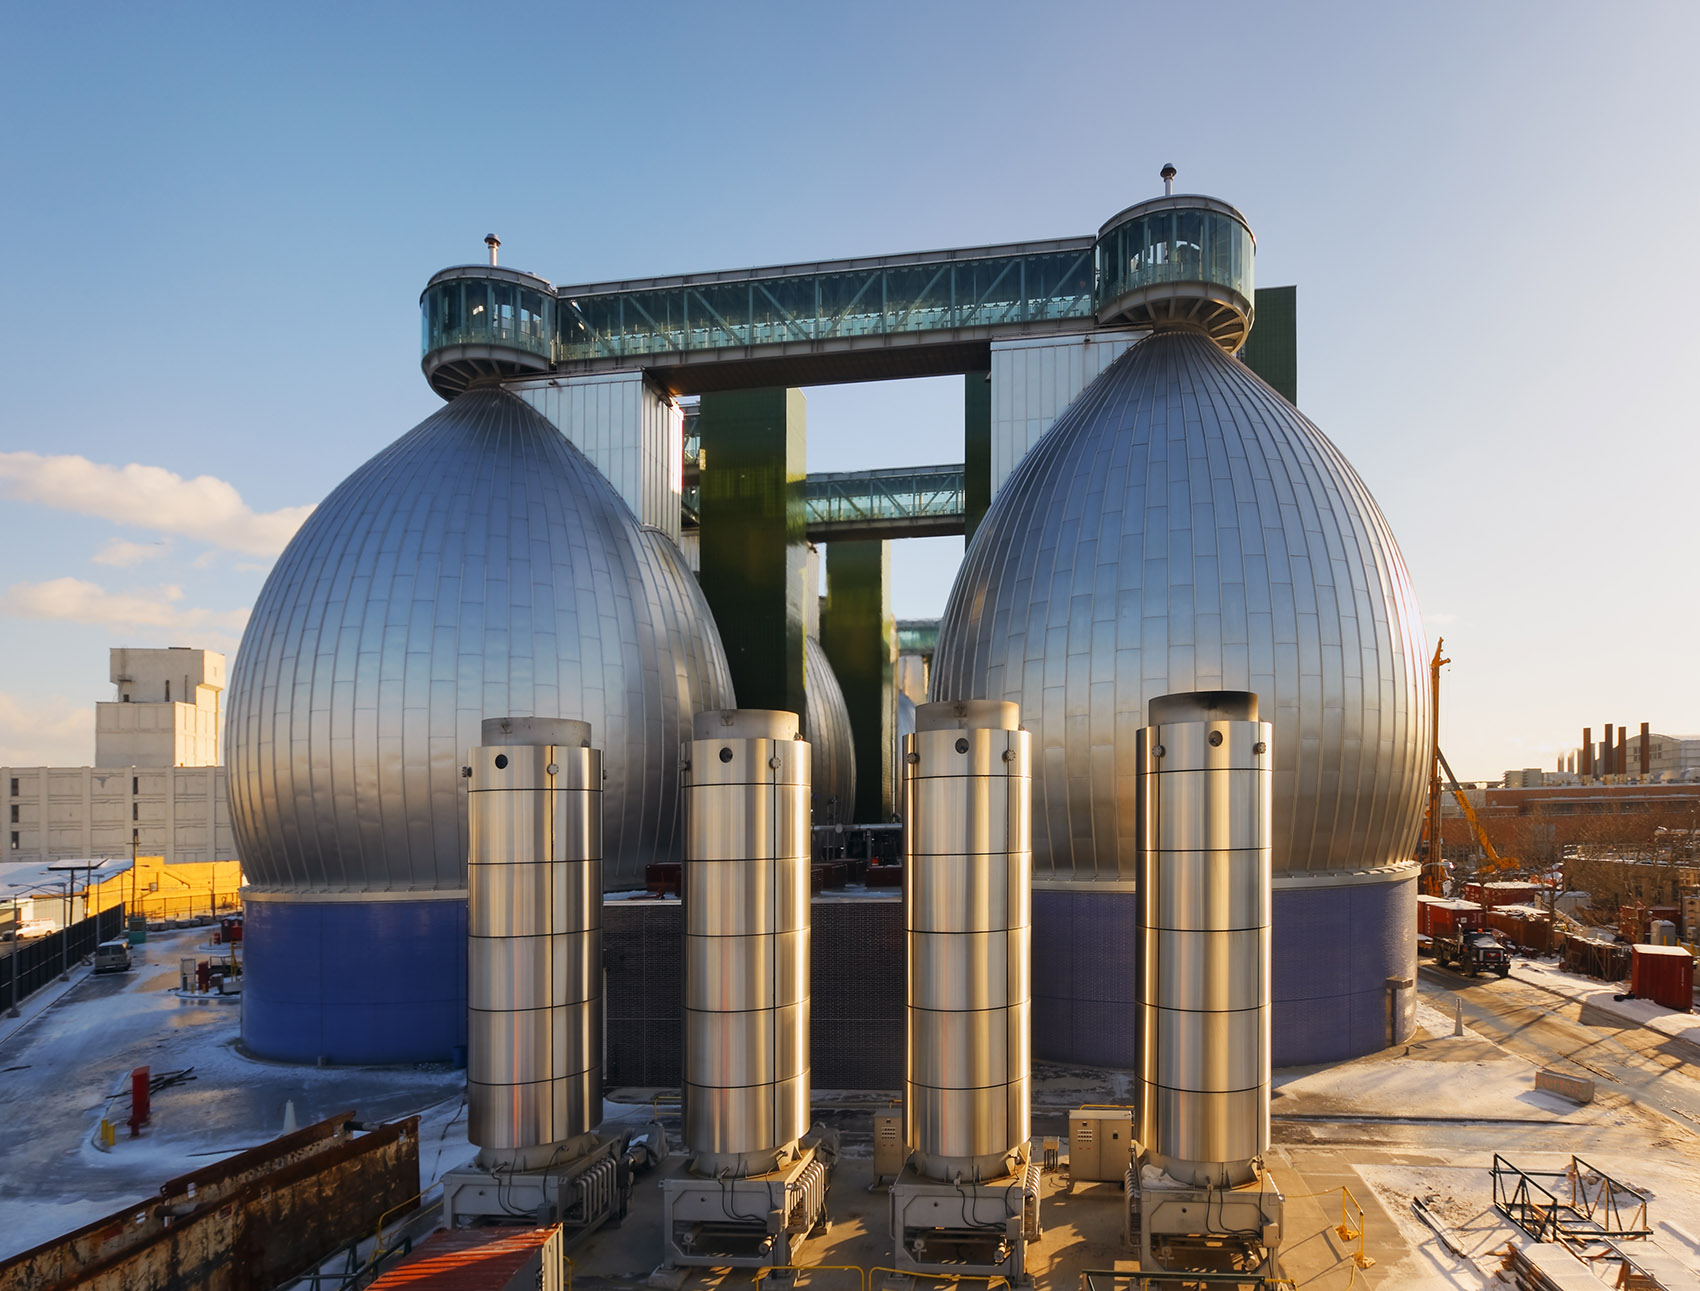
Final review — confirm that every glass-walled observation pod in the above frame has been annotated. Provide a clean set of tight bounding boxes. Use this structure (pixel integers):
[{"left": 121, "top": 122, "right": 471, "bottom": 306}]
[
  {"left": 421, "top": 266, "right": 557, "bottom": 399},
  {"left": 1093, "top": 196, "right": 1255, "bottom": 353}
]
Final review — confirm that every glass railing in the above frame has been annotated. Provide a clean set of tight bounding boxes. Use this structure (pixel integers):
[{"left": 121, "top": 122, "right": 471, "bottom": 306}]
[
  {"left": 804, "top": 465, "right": 965, "bottom": 534},
  {"left": 422, "top": 276, "right": 555, "bottom": 363},
  {"left": 421, "top": 202, "right": 1257, "bottom": 371},
  {"left": 556, "top": 247, "right": 1095, "bottom": 363},
  {"left": 1094, "top": 203, "right": 1254, "bottom": 311}
]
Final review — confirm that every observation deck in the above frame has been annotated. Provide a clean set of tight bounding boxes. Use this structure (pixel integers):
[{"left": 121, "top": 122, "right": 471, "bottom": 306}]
[{"left": 421, "top": 190, "right": 1258, "bottom": 399}]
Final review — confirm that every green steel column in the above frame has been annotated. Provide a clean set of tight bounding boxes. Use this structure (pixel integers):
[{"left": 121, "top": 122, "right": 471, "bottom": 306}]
[
  {"left": 1240, "top": 285, "right": 1297, "bottom": 406},
  {"left": 964, "top": 369, "right": 992, "bottom": 544},
  {"left": 697, "top": 388, "right": 808, "bottom": 723},
  {"left": 820, "top": 540, "right": 895, "bottom": 822}
]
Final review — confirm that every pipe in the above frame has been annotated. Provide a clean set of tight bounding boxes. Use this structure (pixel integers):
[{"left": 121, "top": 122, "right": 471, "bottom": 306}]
[
  {"left": 681, "top": 709, "right": 811, "bottom": 1177},
  {"left": 466, "top": 716, "right": 601, "bottom": 1172},
  {"left": 902, "top": 700, "right": 1031, "bottom": 1183},
  {"left": 1138, "top": 690, "right": 1272, "bottom": 1189}
]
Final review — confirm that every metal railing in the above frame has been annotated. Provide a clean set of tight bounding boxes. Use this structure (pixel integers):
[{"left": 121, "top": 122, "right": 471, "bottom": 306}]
[
  {"left": 1492, "top": 1153, "right": 1651, "bottom": 1245},
  {"left": 805, "top": 465, "right": 965, "bottom": 540},
  {"left": 1334, "top": 1185, "right": 1376, "bottom": 1270},
  {"left": 1082, "top": 1271, "right": 1296, "bottom": 1290}
]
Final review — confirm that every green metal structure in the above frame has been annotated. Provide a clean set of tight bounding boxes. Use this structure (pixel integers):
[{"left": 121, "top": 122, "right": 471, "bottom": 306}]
[
  {"left": 695, "top": 388, "right": 809, "bottom": 723},
  {"left": 820, "top": 541, "right": 896, "bottom": 822}
]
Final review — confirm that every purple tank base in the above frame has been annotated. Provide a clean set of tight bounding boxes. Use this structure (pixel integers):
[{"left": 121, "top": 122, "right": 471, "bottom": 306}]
[
  {"left": 241, "top": 896, "right": 467, "bottom": 1065},
  {"left": 1032, "top": 877, "right": 1417, "bottom": 1069}
]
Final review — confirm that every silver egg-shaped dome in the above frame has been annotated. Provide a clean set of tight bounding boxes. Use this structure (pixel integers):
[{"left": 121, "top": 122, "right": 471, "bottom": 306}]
[
  {"left": 227, "top": 386, "right": 734, "bottom": 894},
  {"left": 805, "top": 635, "right": 856, "bottom": 825},
  {"left": 933, "top": 330, "right": 1429, "bottom": 881}
]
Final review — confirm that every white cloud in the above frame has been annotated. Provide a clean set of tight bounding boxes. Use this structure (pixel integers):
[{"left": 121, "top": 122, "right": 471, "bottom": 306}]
[
  {"left": 6, "top": 577, "right": 250, "bottom": 636},
  {"left": 0, "top": 451, "right": 313, "bottom": 557},
  {"left": 191, "top": 550, "right": 218, "bottom": 570},
  {"left": 92, "top": 537, "right": 170, "bottom": 568},
  {"left": 0, "top": 691, "right": 93, "bottom": 766}
]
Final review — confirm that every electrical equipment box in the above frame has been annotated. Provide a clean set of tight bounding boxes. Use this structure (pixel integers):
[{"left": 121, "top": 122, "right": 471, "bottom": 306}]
[
  {"left": 1070, "top": 1107, "right": 1135, "bottom": 1183},
  {"left": 873, "top": 1111, "right": 905, "bottom": 1179}
]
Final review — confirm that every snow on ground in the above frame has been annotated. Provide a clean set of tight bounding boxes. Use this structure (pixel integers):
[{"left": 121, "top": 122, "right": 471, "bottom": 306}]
[
  {"left": 1273, "top": 1031, "right": 1581, "bottom": 1124},
  {"left": 1511, "top": 955, "right": 1700, "bottom": 1050},
  {"left": 1358, "top": 1152, "right": 1700, "bottom": 1290},
  {"left": 0, "top": 927, "right": 466, "bottom": 1261}
]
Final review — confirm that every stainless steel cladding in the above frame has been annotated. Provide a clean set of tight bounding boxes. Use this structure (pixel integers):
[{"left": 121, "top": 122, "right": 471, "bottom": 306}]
[
  {"left": 227, "top": 387, "right": 733, "bottom": 894},
  {"left": 681, "top": 709, "right": 812, "bottom": 1172},
  {"left": 804, "top": 636, "right": 856, "bottom": 825},
  {"left": 1138, "top": 692, "right": 1271, "bottom": 1187},
  {"left": 467, "top": 717, "right": 602, "bottom": 1161},
  {"left": 932, "top": 330, "right": 1427, "bottom": 883},
  {"left": 903, "top": 700, "right": 1032, "bottom": 1182}
]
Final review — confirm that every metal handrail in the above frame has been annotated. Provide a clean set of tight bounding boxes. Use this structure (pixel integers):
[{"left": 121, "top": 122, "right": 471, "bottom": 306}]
[{"left": 1334, "top": 1185, "right": 1376, "bottom": 1270}]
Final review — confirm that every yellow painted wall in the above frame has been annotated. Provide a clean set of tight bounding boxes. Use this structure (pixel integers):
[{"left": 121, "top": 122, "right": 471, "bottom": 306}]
[{"left": 90, "top": 856, "right": 244, "bottom": 919}]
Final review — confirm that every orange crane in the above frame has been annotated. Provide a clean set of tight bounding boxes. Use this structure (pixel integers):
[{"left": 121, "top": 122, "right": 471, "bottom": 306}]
[{"left": 1420, "top": 639, "right": 1518, "bottom": 896}]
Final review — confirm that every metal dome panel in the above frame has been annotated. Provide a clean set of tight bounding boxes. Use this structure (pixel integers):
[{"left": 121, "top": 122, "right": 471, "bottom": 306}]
[
  {"left": 227, "top": 387, "right": 733, "bottom": 894},
  {"left": 933, "top": 330, "right": 1429, "bottom": 882},
  {"left": 804, "top": 635, "right": 856, "bottom": 826}
]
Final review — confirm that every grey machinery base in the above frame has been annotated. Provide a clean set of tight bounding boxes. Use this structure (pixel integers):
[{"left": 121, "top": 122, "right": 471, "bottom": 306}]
[
  {"left": 441, "top": 1138, "right": 624, "bottom": 1239},
  {"left": 889, "top": 1161, "right": 1043, "bottom": 1282},
  {"left": 1127, "top": 1163, "right": 1286, "bottom": 1278},
  {"left": 659, "top": 1146, "right": 830, "bottom": 1270}
]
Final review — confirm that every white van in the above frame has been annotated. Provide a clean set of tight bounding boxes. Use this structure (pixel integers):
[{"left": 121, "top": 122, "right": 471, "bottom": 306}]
[{"left": 93, "top": 939, "right": 133, "bottom": 973}]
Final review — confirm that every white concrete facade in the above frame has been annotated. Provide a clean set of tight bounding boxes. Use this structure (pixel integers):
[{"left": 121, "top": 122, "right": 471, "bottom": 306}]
[
  {"left": 988, "top": 330, "right": 1143, "bottom": 501},
  {"left": 97, "top": 647, "right": 224, "bottom": 767},
  {"left": 4, "top": 765, "right": 235, "bottom": 866},
  {"left": 510, "top": 371, "right": 684, "bottom": 539}
]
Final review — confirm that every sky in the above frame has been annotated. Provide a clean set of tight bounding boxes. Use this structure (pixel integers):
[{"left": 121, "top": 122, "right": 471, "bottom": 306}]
[{"left": 0, "top": 1, "right": 1696, "bottom": 782}]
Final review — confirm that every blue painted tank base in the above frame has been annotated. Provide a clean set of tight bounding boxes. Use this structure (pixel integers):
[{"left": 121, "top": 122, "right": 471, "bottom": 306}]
[
  {"left": 1032, "top": 877, "right": 1417, "bottom": 1069},
  {"left": 241, "top": 898, "right": 467, "bottom": 1064}
]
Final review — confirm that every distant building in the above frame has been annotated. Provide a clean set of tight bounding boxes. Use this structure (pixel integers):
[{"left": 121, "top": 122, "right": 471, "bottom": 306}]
[
  {"left": 98, "top": 647, "right": 224, "bottom": 767},
  {"left": 3, "top": 648, "right": 235, "bottom": 867}
]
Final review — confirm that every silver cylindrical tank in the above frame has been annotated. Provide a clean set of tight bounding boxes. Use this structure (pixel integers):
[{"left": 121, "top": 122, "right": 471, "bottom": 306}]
[
  {"left": 681, "top": 709, "right": 811, "bottom": 1176},
  {"left": 902, "top": 700, "right": 1032, "bottom": 1183},
  {"left": 1138, "top": 691, "right": 1271, "bottom": 1187},
  {"left": 467, "top": 716, "right": 602, "bottom": 1170}
]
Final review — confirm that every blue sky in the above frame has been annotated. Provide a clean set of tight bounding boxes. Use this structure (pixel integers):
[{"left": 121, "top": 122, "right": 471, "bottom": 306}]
[{"left": 1, "top": 1, "right": 1696, "bottom": 781}]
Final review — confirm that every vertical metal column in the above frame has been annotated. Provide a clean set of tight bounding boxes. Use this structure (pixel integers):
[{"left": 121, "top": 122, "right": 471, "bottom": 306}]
[
  {"left": 467, "top": 716, "right": 602, "bottom": 1169},
  {"left": 681, "top": 709, "right": 812, "bottom": 1176},
  {"left": 1137, "top": 691, "right": 1271, "bottom": 1188},
  {"left": 820, "top": 539, "right": 896, "bottom": 823},
  {"left": 697, "top": 389, "right": 809, "bottom": 723},
  {"left": 903, "top": 700, "right": 1032, "bottom": 1182}
]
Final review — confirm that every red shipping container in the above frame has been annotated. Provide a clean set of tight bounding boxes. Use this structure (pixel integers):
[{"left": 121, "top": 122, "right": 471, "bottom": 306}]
[{"left": 1630, "top": 945, "right": 1695, "bottom": 1013}]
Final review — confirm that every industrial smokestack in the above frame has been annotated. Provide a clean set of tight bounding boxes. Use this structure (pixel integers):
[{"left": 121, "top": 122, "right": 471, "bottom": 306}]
[
  {"left": 1139, "top": 690, "right": 1272, "bottom": 1189},
  {"left": 467, "top": 716, "right": 600, "bottom": 1170},
  {"left": 1603, "top": 725, "right": 1613, "bottom": 778},
  {"left": 485, "top": 233, "right": 500, "bottom": 267},
  {"left": 1617, "top": 724, "right": 1627, "bottom": 776},
  {"left": 1641, "top": 722, "right": 1651, "bottom": 776},
  {"left": 1582, "top": 729, "right": 1592, "bottom": 778}
]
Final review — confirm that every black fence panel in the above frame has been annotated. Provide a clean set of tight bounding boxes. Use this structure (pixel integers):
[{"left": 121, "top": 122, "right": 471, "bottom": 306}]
[{"left": 0, "top": 905, "right": 126, "bottom": 1013}]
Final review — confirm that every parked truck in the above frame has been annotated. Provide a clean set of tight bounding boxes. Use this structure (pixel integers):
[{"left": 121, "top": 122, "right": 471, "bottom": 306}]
[{"left": 1418, "top": 897, "right": 1511, "bottom": 976}]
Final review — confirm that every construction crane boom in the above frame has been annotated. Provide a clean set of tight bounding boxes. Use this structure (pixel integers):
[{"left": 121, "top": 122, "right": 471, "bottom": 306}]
[{"left": 1435, "top": 747, "right": 1513, "bottom": 874}]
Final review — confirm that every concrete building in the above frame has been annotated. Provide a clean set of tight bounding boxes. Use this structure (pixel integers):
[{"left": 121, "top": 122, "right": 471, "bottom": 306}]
[
  {"left": 3, "top": 648, "right": 236, "bottom": 867},
  {"left": 97, "top": 647, "right": 224, "bottom": 768}
]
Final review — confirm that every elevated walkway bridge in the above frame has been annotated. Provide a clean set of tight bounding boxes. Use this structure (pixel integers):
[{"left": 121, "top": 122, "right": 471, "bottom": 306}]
[
  {"left": 421, "top": 195, "right": 1255, "bottom": 398},
  {"left": 682, "top": 464, "right": 966, "bottom": 542}
]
